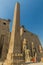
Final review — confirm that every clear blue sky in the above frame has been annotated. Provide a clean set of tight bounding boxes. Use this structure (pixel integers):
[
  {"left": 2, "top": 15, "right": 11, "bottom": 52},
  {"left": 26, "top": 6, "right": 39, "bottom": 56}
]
[{"left": 0, "top": 0, "right": 43, "bottom": 45}]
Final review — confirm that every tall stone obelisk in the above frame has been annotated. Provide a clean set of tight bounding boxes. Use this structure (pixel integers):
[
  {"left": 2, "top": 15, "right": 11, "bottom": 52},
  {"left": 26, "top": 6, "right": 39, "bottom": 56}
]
[
  {"left": 8, "top": 2, "right": 21, "bottom": 55},
  {"left": 4, "top": 2, "right": 22, "bottom": 65}
]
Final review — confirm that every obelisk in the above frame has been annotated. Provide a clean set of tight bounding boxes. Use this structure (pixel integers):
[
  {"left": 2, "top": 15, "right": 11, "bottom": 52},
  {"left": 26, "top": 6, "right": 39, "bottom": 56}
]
[
  {"left": 7, "top": 2, "right": 21, "bottom": 54},
  {"left": 4, "top": 2, "right": 22, "bottom": 65}
]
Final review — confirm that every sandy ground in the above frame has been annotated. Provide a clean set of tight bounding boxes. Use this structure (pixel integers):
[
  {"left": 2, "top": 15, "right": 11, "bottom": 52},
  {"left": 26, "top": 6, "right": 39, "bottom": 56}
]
[{"left": 26, "top": 62, "right": 43, "bottom": 65}]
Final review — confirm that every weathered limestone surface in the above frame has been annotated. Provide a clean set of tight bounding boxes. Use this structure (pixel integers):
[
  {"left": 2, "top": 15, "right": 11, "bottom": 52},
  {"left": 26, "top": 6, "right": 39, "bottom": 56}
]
[
  {"left": 0, "top": 19, "right": 10, "bottom": 61},
  {"left": 25, "top": 49, "right": 30, "bottom": 62},
  {"left": 3, "top": 2, "right": 23, "bottom": 65},
  {"left": 0, "top": 2, "right": 43, "bottom": 65}
]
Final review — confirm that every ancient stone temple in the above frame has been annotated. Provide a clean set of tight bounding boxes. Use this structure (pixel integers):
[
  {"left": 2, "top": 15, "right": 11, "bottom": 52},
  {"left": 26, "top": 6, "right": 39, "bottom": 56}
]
[{"left": 0, "top": 2, "right": 43, "bottom": 65}]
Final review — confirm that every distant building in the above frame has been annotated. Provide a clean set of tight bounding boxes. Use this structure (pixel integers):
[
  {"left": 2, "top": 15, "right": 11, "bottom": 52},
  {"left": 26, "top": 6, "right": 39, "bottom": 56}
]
[{"left": 0, "top": 2, "right": 43, "bottom": 65}]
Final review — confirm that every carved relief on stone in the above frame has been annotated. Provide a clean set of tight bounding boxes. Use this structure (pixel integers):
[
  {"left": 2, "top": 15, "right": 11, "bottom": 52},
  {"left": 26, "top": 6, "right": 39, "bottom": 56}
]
[{"left": 0, "top": 35, "right": 5, "bottom": 58}]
